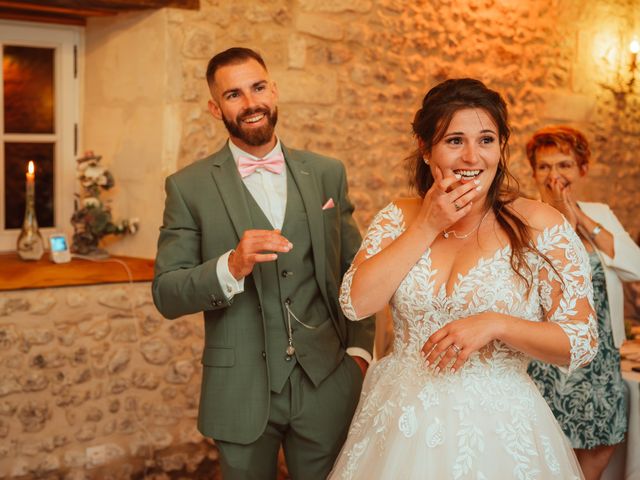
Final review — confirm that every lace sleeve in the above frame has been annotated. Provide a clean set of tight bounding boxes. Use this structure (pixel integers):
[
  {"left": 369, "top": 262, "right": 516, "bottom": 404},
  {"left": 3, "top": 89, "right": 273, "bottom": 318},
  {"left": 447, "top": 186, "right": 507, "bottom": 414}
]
[
  {"left": 535, "top": 220, "right": 598, "bottom": 374},
  {"left": 339, "top": 202, "right": 405, "bottom": 321}
]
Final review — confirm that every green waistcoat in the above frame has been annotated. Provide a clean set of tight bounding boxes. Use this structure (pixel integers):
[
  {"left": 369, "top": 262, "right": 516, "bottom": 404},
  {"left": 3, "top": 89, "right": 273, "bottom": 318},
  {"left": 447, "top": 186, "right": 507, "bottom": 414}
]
[{"left": 243, "top": 167, "right": 344, "bottom": 393}]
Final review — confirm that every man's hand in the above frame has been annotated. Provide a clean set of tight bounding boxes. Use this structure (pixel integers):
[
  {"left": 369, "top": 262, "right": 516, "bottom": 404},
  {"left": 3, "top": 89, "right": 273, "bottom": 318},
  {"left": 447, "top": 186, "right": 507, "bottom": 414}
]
[
  {"left": 229, "top": 229, "right": 292, "bottom": 280},
  {"left": 351, "top": 355, "right": 369, "bottom": 377}
]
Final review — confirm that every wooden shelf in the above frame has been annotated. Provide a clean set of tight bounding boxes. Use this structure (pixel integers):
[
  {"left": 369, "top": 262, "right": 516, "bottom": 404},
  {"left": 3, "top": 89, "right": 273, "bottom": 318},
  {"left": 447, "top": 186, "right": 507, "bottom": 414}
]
[{"left": 0, "top": 252, "right": 154, "bottom": 291}]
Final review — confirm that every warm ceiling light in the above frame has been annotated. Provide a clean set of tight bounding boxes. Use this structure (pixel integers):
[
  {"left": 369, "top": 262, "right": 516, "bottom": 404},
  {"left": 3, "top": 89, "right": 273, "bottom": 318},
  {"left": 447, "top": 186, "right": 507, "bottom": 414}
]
[
  {"left": 28, "top": 160, "right": 34, "bottom": 174},
  {"left": 631, "top": 39, "right": 640, "bottom": 54}
]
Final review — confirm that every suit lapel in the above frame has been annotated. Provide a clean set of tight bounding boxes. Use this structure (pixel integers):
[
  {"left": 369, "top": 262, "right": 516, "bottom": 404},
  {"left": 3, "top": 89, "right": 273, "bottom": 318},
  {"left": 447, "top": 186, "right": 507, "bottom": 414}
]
[
  {"left": 283, "top": 145, "right": 328, "bottom": 303},
  {"left": 209, "top": 145, "right": 263, "bottom": 298}
]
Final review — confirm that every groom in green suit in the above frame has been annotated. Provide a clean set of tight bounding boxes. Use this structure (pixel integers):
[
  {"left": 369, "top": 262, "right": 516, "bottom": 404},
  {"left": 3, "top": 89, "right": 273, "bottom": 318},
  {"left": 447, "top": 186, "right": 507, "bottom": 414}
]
[{"left": 152, "top": 47, "right": 374, "bottom": 479}]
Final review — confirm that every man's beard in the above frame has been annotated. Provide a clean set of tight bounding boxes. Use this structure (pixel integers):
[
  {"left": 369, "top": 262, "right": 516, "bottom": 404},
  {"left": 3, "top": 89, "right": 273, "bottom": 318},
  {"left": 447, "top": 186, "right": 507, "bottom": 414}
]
[{"left": 222, "top": 106, "right": 278, "bottom": 147}]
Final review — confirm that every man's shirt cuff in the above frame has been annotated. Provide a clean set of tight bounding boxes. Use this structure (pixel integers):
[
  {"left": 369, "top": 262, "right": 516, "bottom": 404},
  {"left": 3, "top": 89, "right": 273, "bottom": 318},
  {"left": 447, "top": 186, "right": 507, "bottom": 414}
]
[{"left": 216, "top": 250, "right": 245, "bottom": 299}]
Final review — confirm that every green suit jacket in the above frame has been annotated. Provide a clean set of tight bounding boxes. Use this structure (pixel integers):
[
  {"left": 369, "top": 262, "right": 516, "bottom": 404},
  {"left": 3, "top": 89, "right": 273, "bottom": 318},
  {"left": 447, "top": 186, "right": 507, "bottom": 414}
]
[{"left": 152, "top": 143, "right": 374, "bottom": 444}]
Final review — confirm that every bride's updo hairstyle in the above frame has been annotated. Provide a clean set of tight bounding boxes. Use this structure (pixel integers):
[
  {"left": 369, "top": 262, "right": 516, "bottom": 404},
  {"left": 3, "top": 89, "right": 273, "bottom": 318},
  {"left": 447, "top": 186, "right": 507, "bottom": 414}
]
[{"left": 409, "top": 78, "right": 546, "bottom": 289}]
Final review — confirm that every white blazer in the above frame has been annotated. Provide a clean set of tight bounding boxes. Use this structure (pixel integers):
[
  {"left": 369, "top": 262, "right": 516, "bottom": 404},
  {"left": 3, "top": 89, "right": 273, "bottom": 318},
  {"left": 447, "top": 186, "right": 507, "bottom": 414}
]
[{"left": 578, "top": 202, "right": 640, "bottom": 347}]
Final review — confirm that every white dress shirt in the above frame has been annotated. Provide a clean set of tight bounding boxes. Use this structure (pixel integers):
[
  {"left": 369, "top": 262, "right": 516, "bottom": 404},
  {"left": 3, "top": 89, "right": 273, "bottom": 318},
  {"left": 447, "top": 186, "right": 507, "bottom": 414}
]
[{"left": 215, "top": 138, "right": 370, "bottom": 364}]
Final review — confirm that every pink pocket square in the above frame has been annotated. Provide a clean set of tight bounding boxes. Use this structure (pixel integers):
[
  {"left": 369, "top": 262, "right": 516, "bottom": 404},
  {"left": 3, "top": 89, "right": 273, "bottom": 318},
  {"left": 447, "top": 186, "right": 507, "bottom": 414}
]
[{"left": 322, "top": 198, "right": 335, "bottom": 210}]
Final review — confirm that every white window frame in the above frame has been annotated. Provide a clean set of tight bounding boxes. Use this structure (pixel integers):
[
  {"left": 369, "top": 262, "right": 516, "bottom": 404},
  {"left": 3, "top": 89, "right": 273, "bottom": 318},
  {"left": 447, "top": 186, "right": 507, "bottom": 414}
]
[{"left": 0, "top": 19, "right": 82, "bottom": 252}]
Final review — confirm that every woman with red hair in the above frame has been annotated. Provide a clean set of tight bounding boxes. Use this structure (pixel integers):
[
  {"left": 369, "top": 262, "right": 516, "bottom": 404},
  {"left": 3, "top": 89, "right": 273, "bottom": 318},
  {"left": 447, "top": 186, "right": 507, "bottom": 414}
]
[{"left": 526, "top": 125, "right": 640, "bottom": 480}]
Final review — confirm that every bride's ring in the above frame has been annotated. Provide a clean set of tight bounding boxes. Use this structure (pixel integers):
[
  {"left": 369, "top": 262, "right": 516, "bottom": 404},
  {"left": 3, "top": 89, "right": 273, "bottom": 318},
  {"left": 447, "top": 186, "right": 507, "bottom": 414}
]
[
  {"left": 450, "top": 343, "right": 462, "bottom": 354},
  {"left": 454, "top": 202, "right": 461, "bottom": 211}
]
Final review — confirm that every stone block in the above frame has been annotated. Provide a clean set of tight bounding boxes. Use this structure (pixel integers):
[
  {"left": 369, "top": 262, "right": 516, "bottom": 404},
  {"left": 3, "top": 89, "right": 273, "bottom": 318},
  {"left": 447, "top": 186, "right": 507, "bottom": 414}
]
[
  {"left": 182, "top": 28, "right": 215, "bottom": 59},
  {"left": 108, "top": 347, "right": 131, "bottom": 374},
  {"left": 0, "top": 324, "right": 18, "bottom": 349},
  {"left": 112, "top": 323, "right": 139, "bottom": 343},
  {"left": 165, "top": 359, "right": 195, "bottom": 384},
  {"left": 0, "top": 400, "right": 16, "bottom": 416},
  {"left": 295, "top": 13, "right": 343, "bottom": 41},
  {"left": 85, "top": 407, "right": 103, "bottom": 422},
  {"left": 108, "top": 378, "right": 129, "bottom": 395},
  {"left": 273, "top": 69, "right": 338, "bottom": 105},
  {"left": 63, "top": 449, "right": 87, "bottom": 469},
  {"left": 169, "top": 320, "right": 192, "bottom": 340},
  {"left": 141, "top": 338, "right": 172, "bottom": 364},
  {"left": 30, "top": 351, "right": 66, "bottom": 369},
  {"left": 300, "top": 0, "right": 372, "bottom": 13},
  {"left": 288, "top": 35, "right": 307, "bottom": 69},
  {"left": 66, "top": 291, "right": 88, "bottom": 308},
  {"left": 141, "top": 314, "right": 163, "bottom": 335},
  {"left": 24, "top": 328, "right": 55, "bottom": 345},
  {"left": 75, "top": 423, "right": 97, "bottom": 442},
  {"left": 20, "top": 371, "right": 49, "bottom": 392},
  {"left": 537, "top": 89, "right": 596, "bottom": 122},
  {"left": 17, "top": 401, "right": 50, "bottom": 433},
  {"left": 58, "top": 330, "right": 77, "bottom": 347},
  {"left": 132, "top": 370, "right": 160, "bottom": 390},
  {"left": 30, "top": 295, "right": 57, "bottom": 315}
]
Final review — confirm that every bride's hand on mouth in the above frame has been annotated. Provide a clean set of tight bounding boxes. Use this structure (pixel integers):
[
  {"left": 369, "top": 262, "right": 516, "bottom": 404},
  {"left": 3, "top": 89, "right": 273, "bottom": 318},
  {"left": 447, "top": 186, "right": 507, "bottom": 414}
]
[{"left": 414, "top": 167, "right": 482, "bottom": 235}]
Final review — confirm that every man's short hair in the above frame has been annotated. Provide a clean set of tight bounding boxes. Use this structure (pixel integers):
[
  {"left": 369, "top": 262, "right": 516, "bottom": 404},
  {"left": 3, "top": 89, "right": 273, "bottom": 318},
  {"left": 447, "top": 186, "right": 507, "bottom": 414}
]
[{"left": 206, "top": 47, "right": 267, "bottom": 87}]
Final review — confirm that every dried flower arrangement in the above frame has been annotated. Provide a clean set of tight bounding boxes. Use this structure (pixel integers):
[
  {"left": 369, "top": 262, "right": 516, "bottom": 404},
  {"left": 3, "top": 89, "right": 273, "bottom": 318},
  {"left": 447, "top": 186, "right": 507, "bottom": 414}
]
[{"left": 70, "top": 151, "right": 139, "bottom": 255}]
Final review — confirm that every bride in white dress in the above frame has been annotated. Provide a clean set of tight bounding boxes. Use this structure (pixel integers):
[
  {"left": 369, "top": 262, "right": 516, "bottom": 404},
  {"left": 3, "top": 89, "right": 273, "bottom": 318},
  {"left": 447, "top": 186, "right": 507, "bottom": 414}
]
[{"left": 329, "top": 79, "right": 598, "bottom": 480}]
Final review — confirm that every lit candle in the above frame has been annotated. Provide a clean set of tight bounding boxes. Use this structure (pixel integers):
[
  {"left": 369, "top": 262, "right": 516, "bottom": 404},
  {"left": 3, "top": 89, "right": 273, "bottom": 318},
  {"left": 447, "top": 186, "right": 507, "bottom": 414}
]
[
  {"left": 26, "top": 160, "right": 35, "bottom": 198},
  {"left": 631, "top": 39, "right": 639, "bottom": 72}
]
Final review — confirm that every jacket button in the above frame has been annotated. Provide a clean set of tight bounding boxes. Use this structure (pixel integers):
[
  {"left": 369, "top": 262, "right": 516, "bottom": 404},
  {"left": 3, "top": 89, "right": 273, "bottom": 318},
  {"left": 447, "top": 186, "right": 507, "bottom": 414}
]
[
  {"left": 261, "top": 351, "right": 266, "bottom": 359},
  {"left": 281, "top": 270, "right": 293, "bottom": 278}
]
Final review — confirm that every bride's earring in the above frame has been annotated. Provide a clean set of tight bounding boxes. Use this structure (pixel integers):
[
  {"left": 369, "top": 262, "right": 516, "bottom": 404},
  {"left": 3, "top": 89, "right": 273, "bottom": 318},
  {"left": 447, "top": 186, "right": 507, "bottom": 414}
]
[{"left": 423, "top": 154, "right": 430, "bottom": 165}]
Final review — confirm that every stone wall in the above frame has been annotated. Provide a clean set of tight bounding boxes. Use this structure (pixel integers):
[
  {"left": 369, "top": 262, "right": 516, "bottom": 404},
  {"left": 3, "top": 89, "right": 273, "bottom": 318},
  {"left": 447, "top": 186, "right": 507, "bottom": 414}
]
[
  {"left": 161, "top": 0, "right": 640, "bottom": 236},
  {"left": 0, "top": 283, "right": 214, "bottom": 479},
  {"left": 82, "top": 0, "right": 640, "bottom": 253}
]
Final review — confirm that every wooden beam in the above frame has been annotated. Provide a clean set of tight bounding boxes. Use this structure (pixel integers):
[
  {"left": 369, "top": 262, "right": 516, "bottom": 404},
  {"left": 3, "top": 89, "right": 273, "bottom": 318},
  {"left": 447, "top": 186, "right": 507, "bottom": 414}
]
[
  {"left": 1, "top": 0, "right": 198, "bottom": 13},
  {"left": 0, "top": 1, "right": 115, "bottom": 16},
  {"left": 0, "top": 0, "right": 198, "bottom": 25},
  {"left": 0, "top": 8, "right": 87, "bottom": 25}
]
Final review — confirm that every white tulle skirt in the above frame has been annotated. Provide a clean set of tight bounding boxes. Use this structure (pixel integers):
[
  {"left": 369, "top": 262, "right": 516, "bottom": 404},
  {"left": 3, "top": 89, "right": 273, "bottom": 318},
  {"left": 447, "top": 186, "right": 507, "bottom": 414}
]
[{"left": 328, "top": 352, "right": 584, "bottom": 480}]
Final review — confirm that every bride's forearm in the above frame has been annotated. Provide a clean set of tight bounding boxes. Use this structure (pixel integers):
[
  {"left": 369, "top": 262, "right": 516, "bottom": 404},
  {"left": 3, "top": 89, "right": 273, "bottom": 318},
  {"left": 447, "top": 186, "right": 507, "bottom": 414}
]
[
  {"left": 494, "top": 314, "right": 571, "bottom": 366},
  {"left": 349, "top": 224, "right": 439, "bottom": 318}
]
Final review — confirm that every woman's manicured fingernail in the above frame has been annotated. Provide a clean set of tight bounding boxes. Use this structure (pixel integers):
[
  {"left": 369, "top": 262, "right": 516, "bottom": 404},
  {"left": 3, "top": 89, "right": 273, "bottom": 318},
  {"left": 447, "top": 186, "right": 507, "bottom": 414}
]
[
  {"left": 451, "top": 368, "right": 456, "bottom": 374},
  {"left": 474, "top": 179, "right": 480, "bottom": 185},
  {"left": 455, "top": 174, "right": 461, "bottom": 180},
  {"left": 476, "top": 185, "right": 482, "bottom": 191},
  {"left": 434, "top": 366, "right": 440, "bottom": 374}
]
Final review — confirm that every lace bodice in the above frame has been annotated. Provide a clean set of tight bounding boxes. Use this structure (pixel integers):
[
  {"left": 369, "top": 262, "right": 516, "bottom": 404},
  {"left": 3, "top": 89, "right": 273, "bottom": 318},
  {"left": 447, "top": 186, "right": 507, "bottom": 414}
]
[{"left": 340, "top": 202, "right": 598, "bottom": 374}]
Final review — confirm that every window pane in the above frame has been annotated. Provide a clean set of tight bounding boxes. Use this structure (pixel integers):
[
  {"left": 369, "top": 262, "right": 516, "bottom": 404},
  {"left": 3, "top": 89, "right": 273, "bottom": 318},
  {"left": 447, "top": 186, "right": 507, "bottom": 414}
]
[
  {"left": 3, "top": 45, "right": 55, "bottom": 134},
  {"left": 4, "top": 142, "right": 55, "bottom": 229}
]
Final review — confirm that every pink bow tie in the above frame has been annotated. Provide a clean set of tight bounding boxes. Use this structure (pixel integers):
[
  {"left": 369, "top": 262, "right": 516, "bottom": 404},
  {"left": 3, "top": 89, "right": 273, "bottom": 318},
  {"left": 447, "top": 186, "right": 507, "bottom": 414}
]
[{"left": 237, "top": 153, "right": 285, "bottom": 178}]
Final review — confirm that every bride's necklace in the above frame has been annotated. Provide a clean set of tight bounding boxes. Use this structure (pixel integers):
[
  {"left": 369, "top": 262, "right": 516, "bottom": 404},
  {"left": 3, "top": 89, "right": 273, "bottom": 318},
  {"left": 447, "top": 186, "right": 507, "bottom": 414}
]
[{"left": 442, "top": 210, "right": 490, "bottom": 239}]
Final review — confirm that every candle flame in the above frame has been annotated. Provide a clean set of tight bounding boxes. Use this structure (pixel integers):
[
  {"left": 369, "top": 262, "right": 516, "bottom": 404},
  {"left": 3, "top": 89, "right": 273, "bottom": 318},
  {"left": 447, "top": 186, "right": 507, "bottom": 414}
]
[
  {"left": 631, "top": 39, "right": 640, "bottom": 54},
  {"left": 28, "top": 161, "right": 35, "bottom": 175}
]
